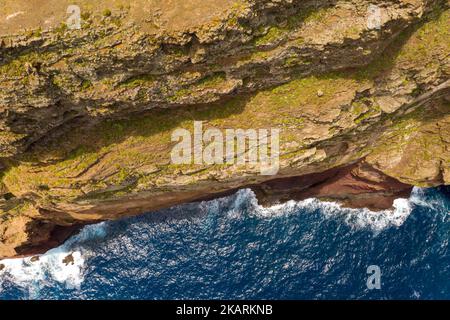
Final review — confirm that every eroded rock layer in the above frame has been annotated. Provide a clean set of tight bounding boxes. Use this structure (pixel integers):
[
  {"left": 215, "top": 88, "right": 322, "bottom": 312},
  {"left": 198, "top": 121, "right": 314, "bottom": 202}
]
[{"left": 0, "top": 0, "right": 449, "bottom": 258}]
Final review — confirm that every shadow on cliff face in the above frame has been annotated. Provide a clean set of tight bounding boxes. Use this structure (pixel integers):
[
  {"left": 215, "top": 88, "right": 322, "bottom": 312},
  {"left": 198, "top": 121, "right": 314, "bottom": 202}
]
[
  {"left": 17, "top": 93, "right": 251, "bottom": 167},
  {"left": 0, "top": 0, "right": 342, "bottom": 158},
  {"left": 13, "top": 220, "right": 85, "bottom": 257},
  {"left": 14, "top": 6, "right": 447, "bottom": 165}
]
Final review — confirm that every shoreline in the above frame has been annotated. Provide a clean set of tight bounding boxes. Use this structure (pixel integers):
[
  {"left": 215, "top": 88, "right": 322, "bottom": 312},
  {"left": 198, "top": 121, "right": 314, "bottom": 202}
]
[{"left": 2, "top": 160, "right": 414, "bottom": 260}]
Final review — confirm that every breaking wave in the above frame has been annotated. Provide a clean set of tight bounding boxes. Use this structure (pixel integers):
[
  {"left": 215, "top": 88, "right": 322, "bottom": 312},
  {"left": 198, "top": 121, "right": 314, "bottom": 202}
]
[
  {"left": 0, "top": 223, "right": 107, "bottom": 297},
  {"left": 212, "top": 187, "right": 424, "bottom": 233}
]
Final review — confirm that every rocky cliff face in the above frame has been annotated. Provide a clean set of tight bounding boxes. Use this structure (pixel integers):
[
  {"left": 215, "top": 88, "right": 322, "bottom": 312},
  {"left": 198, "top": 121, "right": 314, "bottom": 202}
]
[{"left": 0, "top": 0, "right": 449, "bottom": 258}]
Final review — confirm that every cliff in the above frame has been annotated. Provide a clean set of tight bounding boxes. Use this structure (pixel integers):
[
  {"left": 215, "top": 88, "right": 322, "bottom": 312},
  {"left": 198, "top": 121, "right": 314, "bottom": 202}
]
[{"left": 0, "top": 0, "right": 449, "bottom": 258}]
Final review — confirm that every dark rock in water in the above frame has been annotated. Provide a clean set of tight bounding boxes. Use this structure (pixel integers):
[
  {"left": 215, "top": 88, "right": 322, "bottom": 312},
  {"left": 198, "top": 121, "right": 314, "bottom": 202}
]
[
  {"left": 30, "top": 256, "right": 40, "bottom": 262},
  {"left": 62, "top": 253, "right": 75, "bottom": 266},
  {"left": 0, "top": 263, "right": 5, "bottom": 271}
]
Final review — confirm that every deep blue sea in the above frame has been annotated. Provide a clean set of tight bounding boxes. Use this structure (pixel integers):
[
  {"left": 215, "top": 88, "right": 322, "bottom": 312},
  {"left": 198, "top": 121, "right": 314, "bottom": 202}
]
[{"left": 0, "top": 186, "right": 449, "bottom": 300}]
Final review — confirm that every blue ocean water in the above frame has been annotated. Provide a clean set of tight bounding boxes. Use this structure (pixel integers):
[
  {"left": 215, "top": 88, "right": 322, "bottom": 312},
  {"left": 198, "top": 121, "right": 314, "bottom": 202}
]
[{"left": 0, "top": 186, "right": 449, "bottom": 300}]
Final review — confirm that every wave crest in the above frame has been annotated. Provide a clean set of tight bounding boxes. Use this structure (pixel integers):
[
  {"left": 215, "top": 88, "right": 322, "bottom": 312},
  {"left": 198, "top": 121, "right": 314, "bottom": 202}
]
[{"left": 219, "top": 188, "right": 420, "bottom": 233}]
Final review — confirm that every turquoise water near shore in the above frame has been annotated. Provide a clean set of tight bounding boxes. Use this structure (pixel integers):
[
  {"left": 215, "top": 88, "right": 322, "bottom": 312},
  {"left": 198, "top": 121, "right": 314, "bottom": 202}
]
[{"left": 0, "top": 186, "right": 449, "bottom": 299}]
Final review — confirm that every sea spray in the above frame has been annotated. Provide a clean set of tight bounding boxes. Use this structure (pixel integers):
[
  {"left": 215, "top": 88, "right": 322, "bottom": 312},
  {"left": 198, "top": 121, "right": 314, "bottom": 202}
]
[
  {"left": 0, "top": 222, "right": 108, "bottom": 296},
  {"left": 208, "top": 188, "right": 415, "bottom": 233}
]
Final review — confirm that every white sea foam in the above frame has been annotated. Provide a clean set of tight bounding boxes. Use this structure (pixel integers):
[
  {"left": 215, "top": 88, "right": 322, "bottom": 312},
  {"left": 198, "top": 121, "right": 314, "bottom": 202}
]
[
  {"left": 0, "top": 222, "right": 107, "bottom": 295},
  {"left": 226, "top": 187, "right": 422, "bottom": 233}
]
